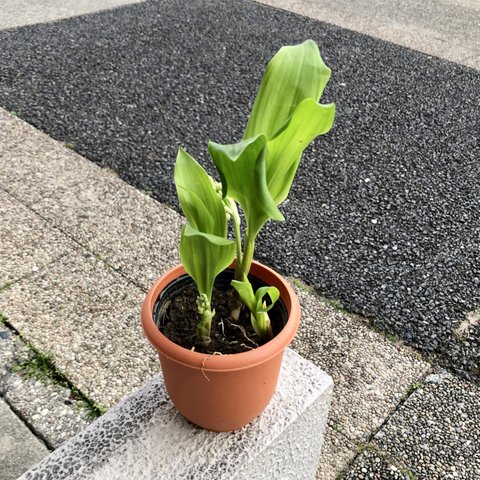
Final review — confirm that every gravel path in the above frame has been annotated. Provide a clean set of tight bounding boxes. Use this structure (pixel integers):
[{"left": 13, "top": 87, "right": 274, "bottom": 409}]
[{"left": 0, "top": 0, "right": 479, "bottom": 379}]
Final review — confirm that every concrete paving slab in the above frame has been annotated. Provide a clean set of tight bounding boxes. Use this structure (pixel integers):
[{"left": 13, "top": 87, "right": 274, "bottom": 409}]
[
  {"left": 343, "top": 448, "right": 413, "bottom": 479},
  {"left": 0, "top": 0, "right": 145, "bottom": 30},
  {"left": 257, "top": 0, "right": 480, "bottom": 69},
  {"left": 0, "top": 398, "right": 49, "bottom": 480},
  {"left": 0, "top": 108, "right": 183, "bottom": 290},
  {"left": 0, "top": 325, "right": 90, "bottom": 449},
  {"left": 0, "top": 249, "right": 158, "bottom": 408},
  {"left": 0, "top": 189, "right": 74, "bottom": 285},
  {"left": 0, "top": 109, "right": 106, "bottom": 204},
  {"left": 31, "top": 170, "right": 183, "bottom": 291},
  {"left": 316, "top": 428, "right": 357, "bottom": 480},
  {"left": 292, "top": 284, "right": 431, "bottom": 446},
  {"left": 362, "top": 371, "right": 480, "bottom": 479}
]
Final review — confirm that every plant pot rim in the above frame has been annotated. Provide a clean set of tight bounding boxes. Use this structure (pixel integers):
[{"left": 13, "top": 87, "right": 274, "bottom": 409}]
[{"left": 141, "top": 260, "right": 300, "bottom": 372}]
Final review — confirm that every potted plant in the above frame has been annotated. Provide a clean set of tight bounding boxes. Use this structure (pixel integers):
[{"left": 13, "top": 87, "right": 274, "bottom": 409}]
[{"left": 141, "top": 39, "right": 335, "bottom": 432}]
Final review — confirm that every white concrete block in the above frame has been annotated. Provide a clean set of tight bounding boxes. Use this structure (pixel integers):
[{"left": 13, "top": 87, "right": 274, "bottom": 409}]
[{"left": 20, "top": 348, "right": 333, "bottom": 480}]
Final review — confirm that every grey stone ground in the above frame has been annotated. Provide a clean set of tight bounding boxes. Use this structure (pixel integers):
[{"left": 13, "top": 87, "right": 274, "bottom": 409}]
[
  {"left": 0, "top": 325, "right": 90, "bottom": 449},
  {"left": 0, "top": 0, "right": 144, "bottom": 29},
  {"left": 347, "top": 371, "right": 480, "bottom": 479},
  {"left": 2, "top": 0, "right": 478, "bottom": 379},
  {"left": 0, "top": 109, "right": 431, "bottom": 478},
  {"left": 257, "top": 0, "right": 480, "bottom": 69},
  {"left": 0, "top": 399, "right": 48, "bottom": 480},
  {"left": 0, "top": 1, "right": 479, "bottom": 478}
]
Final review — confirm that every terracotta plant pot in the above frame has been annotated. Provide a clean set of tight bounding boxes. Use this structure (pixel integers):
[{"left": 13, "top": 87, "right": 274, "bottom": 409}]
[{"left": 141, "top": 260, "right": 300, "bottom": 432}]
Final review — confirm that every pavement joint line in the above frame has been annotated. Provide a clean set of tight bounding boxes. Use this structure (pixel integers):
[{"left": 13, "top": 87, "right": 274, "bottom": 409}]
[
  {"left": 0, "top": 182, "right": 149, "bottom": 294},
  {"left": 329, "top": 361, "right": 432, "bottom": 443},
  {"left": 0, "top": 247, "right": 72, "bottom": 295},
  {"left": 331, "top": 373, "right": 431, "bottom": 479},
  {"left": 344, "top": 443, "right": 418, "bottom": 480},
  {"left": 1, "top": 316, "right": 108, "bottom": 420},
  {"left": 0, "top": 174, "right": 175, "bottom": 294},
  {"left": 0, "top": 392, "right": 53, "bottom": 451}
]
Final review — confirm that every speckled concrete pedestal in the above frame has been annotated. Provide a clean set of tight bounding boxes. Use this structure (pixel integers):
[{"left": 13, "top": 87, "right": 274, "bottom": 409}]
[{"left": 20, "top": 348, "right": 332, "bottom": 480}]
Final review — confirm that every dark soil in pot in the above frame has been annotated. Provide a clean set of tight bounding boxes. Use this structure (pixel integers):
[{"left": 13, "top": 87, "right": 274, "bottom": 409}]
[{"left": 153, "top": 270, "right": 288, "bottom": 354}]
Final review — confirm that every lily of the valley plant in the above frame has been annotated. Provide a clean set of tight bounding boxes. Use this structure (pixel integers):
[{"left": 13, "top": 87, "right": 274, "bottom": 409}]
[{"left": 174, "top": 40, "right": 335, "bottom": 348}]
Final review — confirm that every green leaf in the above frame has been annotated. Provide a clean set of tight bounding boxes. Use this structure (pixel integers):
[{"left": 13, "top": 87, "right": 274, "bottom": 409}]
[
  {"left": 266, "top": 99, "right": 336, "bottom": 204},
  {"left": 255, "top": 286, "right": 280, "bottom": 314},
  {"left": 208, "top": 135, "right": 284, "bottom": 237},
  {"left": 231, "top": 280, "right": 279, "bottom": 339},
  {"left": 231, "top": 280, "right": 256, "bottom": 313},
  {"left": 244, "top": 39, "right": 331, "bottom": 140},
  {"left": 180, "top": 225, "right": 235, "bottom": 302},
  {"left": 174, "top": 147, "right": 226, "bottom": 237}
]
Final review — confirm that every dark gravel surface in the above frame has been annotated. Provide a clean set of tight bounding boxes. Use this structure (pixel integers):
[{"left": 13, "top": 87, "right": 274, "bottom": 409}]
[{"left": 0, "top": 0, "right": 479, "bottom": 379}]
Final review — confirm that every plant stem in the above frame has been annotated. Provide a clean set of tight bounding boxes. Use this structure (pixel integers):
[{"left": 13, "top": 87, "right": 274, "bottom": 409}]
[
  {"left": 240, "top": 232, "right": 256, "bottom": 280},
  {"left": 196, "top": 294, "right": 214, "bottom": 347},
  {"left": 227, "top": 198, "right": 244, "bottom": 278},
  {"left": 255, "top": 311, "right": 273, "bottom": 340}
]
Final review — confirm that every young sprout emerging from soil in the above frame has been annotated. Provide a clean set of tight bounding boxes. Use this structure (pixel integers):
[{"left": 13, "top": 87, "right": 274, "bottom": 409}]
[{"left": 174, "top": 40, "right": 335, "bottom": 348}]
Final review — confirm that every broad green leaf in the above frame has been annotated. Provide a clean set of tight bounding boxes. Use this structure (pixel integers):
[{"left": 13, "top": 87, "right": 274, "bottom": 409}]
[
  {"left": 180, "top": 225, "right": 235, "bottom": 301},
  {"left": 208, "top": 135, "right": 284, "bottom": 237},
  {"left": 174, "top": 147, "right": 226, "bottom": 237},
  {"left": 244, "top": 39, "right": 331, "bottom": 140},
  {"left": 266, "top": 99, "right": 336, "bottom": 204}
]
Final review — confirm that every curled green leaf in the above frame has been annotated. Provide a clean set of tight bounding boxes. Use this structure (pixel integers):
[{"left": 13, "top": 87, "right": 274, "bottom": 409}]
[
  {"left": 231, "top": 279, "right": 279, "bottom": 340},
  {"left": 266, "top": 99, "right": 336, "bottom": 205},
  {"left": 208, "top": 135, "right": 284, "bottom": 239}
]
